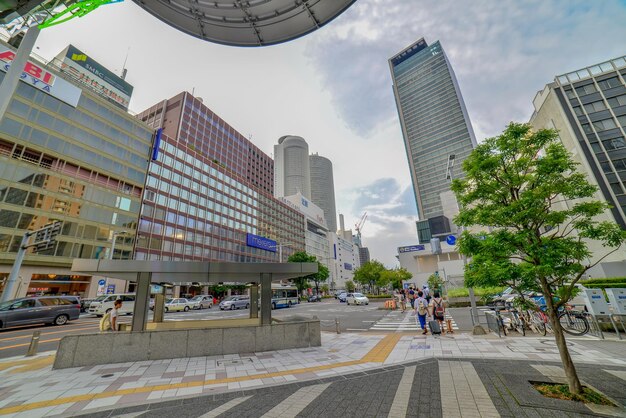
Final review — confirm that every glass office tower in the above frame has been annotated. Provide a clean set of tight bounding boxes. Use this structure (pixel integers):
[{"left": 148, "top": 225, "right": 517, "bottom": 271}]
[{"left": 389, "top": 38, "right": 477, "bottom": 240}]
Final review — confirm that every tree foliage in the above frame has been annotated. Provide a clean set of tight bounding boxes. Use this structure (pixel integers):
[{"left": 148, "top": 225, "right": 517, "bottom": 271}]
[
  {"left": 345, "top": 280, "right": 356, "bottom": 292},
  {"left": 353, "top": 260, "right": 386, "bottom": 293},
  {"left": 452, "top": 122, "right": 626, "bottom": 394},
  {"left": 287, "top": 251, "right": 329, "bottom": 294}
]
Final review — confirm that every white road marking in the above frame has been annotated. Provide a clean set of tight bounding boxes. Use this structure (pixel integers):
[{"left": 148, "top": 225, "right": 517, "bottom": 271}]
[
  {"left": 388, "top": 365, "right": 416, "bottom": 417},
  {"left": 261, "top": 383, "right": 331, "bottom": 418},
  {"left": 198, "top": 395, "right": 253, "bottom": 418}
]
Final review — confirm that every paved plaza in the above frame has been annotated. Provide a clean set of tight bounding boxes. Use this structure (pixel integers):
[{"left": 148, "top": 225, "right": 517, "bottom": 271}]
[{"left": 0, "top": 331, "right": 624, "bottom": 417}]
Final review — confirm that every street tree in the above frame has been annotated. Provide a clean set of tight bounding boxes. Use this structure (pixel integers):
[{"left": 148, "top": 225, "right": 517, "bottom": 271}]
[
  {"left": 345, "top": 280, "right": 356, "bottom": 292},
  {"left": 287, "top": 251, "right": 328, "bottom": 295},
  {"left": 452, "top": 122, "right": 626, "bottom": 394},
  {"left": 353, "top": 261, "right": 385, "bottom": 294},
  {"left": 382, "top": 267, "right": 413, "bottom": 291}
]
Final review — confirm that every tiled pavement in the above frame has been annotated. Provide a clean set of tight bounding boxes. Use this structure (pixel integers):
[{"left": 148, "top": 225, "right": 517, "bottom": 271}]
[{"left": 0, "top": 332, "right": 624, "bottom": 417}]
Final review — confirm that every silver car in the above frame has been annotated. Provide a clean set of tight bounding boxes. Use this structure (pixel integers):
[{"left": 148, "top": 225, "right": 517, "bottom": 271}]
[
  {"left": 219, "top": 296, "right": 249, "bottom": 310},
  {"left": 0, "top": 296, "right": 81, "bottom": 329}
]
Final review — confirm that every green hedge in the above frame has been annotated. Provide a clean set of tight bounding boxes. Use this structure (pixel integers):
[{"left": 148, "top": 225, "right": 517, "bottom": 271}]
[
  {"left": 583, "top": 283, "right": 626, "bottom": 290},
  {"left": 447, "top": 286, "right": 506, "bottom": 298},
  {"left": 365, "top": 294, "right": 393, "bottom": 299},
  {"left": 581, "top": 277, "right": 626, "bottom": 286}
]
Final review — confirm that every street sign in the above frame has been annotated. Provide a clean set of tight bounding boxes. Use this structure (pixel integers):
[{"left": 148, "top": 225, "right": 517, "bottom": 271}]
[
  {"left": 98, "top": 279, "right": 106, "bottom": 286},
  {"left": 106, "top": 284, "right": 115, "bottom": 294},
  {"left": 33, "top": 221, "right": 62, "bottom": 253},
  {"left": 403, "top": 283, "right": 409, "bottom": 289},
  {"left": 446, "top": 235, "right": 456, "bottom": 245}
]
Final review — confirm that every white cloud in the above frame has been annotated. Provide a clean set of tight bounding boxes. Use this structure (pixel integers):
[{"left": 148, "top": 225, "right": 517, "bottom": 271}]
[{"left": 26, "top": 0, "right": 626, "bottom": 268}]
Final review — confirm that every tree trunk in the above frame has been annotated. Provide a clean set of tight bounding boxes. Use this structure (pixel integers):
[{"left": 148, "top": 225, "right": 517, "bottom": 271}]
[{"left": 540, "top": 278, "right": 583, "bottom": 394}]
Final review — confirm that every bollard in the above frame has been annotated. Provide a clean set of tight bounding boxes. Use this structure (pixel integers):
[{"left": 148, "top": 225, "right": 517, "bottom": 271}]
[
  {"left": 26, "top": 330, "right": 41, "bottom": 357},
  {"left": 335, "top": 317, "right": 341, "bottom": 334}
]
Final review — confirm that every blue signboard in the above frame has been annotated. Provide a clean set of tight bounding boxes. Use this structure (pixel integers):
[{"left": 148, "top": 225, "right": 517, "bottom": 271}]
[
  {"left": 106, "top": 284, "right": 115, "bottom": 294},
  {"left": 403, "top": 283, "right": 409, "bottom": 289},
  {"left": 98, "top": 279, "right": 106, "bottom": 286},
  {"left": 151, "top": 128, "right": 163, "bottom": 161},
  {"left": 398, "top": 245, "right": 425, "bottom": 253},
  {"left": 246, "top": 233, "right": 277, "bottom": 252},
  {"left": 344, "top": 263, "right": 352, "bottom": 271},
  {"left": 446, "top": 235, "right": 456, "bottom": 245}
]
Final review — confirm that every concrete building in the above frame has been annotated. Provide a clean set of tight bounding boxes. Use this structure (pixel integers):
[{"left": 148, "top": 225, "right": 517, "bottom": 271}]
[
  {"left": 309, "top": 153, "right": 337, "bottom": 232},
  {"left": 273, "top": 136, "right": 310, "bottom": 199},
  {"left": 530, "top": 55, "right": 626, "bottom": 277},
  {"left": 358, "top": 246, "right": 370, "bottom": 266},
  {"left": 396, "top": 242, "right": 464, "bottom": 290},
  {"left": 389, "top": 38, "right": 477, "bottom": 242},
  {"left": 138, "top": 92, "right": 274, "bottom": 195},
  {"left": 0, "top": 41, "right": 153, "bottom": 299}
]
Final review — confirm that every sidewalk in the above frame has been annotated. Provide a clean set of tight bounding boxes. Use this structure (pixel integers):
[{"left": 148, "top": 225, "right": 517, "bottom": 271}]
[{"left": 0, "top": 332, "right": 624, "bottom": 417}]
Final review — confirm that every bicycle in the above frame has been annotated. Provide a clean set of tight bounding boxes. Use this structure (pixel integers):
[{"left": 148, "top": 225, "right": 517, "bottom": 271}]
[
  {"left": 493, "top": 307, "right": 508, "bottom": 336},
  {"left": 557, "top": 307, "right": 589, "bottom": 336},
  {"left": 509, "top": 308, "right": 526, "bottom": 336}
]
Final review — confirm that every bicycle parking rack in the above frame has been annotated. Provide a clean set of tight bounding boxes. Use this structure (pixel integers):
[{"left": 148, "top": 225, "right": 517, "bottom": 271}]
[{"left": 582, "top": 288, "right": 623, "bottom": 340}]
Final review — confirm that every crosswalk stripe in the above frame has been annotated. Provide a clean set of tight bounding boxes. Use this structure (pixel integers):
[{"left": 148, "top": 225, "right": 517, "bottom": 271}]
[
  {"left": 604, "top": 369, "right": 626, "bottom": 381},
  {"left": 198, "top": 395, "right": 252, "bottom": 418},
  {"left": 369, "top": 311, "right": 459, "bottom": 332},
  {"left": 261, "top": 382, "right": 331, "bottom": 418}
]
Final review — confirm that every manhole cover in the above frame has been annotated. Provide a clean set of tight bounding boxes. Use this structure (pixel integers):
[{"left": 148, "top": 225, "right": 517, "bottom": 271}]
[{"left": 217, "top": 358, "right": 253, "bottom": 367}]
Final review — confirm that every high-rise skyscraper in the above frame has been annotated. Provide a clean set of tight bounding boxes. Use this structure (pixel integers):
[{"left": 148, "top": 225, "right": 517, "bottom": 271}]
[
  {"left": 273, "top": 135, "right": 311, "bottom": 199},
  {"left": 309, "top": 153, "right": 337, "bottom": 232},
  {"left": 389, "top": 38, "right": 477, "bottom": 241}
]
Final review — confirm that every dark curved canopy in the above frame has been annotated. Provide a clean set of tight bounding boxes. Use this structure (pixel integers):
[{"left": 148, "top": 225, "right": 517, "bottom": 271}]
[{"left": 132, "top": 0, "right": 357, "bottom": 47}]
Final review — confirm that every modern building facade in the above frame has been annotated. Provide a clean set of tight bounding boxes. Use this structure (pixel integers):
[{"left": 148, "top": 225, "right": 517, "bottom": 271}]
[
  {"left": 358, "top": 246, "right": 370, "bottom": 266},
  {"left": 530, "top": 55, "right": 626, "bottom": 277},
  {"left": 274, "top": 136, "right": 310, "bottom": 199},
  {"left": 309, "top": 153, "right": 337, "bottom": 232},
  {"left": 0, "top": 41, "right": 153, "bottom": 299},
  {"left": 137, "top": 92, "right": 274, "bottom": 195},
  {"left": 389, "top": 38, "right": 477, "bottom": 241}
]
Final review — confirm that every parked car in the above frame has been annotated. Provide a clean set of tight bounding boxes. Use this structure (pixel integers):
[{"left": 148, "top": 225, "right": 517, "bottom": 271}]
[
  {"left": 164, "top": 298, "right": 194, "bottom": 312},
  {"left": 88, "top": 294, "right": 135, "bottom": 317},
  {"left": 219, "top": 296, "right": 250, "bottom": 310},
  {"left": 337, "top": 292, "right": 348, "bottom": 302},
  {"left": 80, "top": 298, "right": 99, "bottom": 313},
  {"left": 0, "top": 296, "right": 80, "bottom": 329},
  {"left": 189, "top": 295, "right": 213, "bottom": 309},
  {"left": 346, "top": 293, "right": 369, "bottom": 306},
  {"left": 307, "top": 294, "right": 322, "bottom": 302},
  {"left": 334, "top": 290, "right": 346, "bottom": 299}
]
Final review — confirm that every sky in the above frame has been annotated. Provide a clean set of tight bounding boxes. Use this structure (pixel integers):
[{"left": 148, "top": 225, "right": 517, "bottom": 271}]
[{"left": 25, "top": 0, "right": 626, "bottom": 267}]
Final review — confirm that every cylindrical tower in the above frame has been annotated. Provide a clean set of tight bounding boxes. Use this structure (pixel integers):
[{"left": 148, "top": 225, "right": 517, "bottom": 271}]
[
  {"left": 273, "top": 135, "right": 311, "bottom": 199},
  {"left": 310, "top": 153, "right": 337, "bottom": 232}
]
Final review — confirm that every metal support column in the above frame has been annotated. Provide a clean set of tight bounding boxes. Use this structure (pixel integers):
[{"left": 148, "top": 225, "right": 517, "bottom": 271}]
[
  {"left": 0, "top": 26, "right": 40, "bottom": 122},
  {"left": 249, "top": 283, "right": 259, "bottom": 319},
  {"left": 131, "top": 272, "right": 151, "bottom": 332},
  {"left": 1, "top": 233, "right": 31, "bottom": 302},
  {"left": 260, "top": 273, "right": 272, "bottom": 325}
]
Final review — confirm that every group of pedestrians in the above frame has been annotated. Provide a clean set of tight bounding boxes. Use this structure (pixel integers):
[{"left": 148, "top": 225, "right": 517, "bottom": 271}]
[{"left": 395, "top": 286, "right": 448, "bottom": 335}]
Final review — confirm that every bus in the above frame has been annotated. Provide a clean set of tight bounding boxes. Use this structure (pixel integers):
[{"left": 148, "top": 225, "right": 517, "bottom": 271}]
[{"left": 271, "top": 284, "right": 299, "bottom": 309}]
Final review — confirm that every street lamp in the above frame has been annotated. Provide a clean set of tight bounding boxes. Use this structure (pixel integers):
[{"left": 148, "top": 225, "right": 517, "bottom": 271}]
[
  {"left": 446, "top": 154, "right": 486, "bottom": 335},
  {"left": 277, "top": 242, "right": 297, "bottom": 263},
  {"left": 102, "top": 230, "right": 127, "bottom": 295}
]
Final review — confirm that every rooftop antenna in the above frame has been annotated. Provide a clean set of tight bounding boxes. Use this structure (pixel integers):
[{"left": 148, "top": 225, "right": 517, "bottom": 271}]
[{"left": 121, "top": 47, "right": 130, "bottom": 80}]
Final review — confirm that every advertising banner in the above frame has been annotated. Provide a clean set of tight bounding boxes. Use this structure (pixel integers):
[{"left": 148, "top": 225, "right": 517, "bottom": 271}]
[
  {"left": 0, "top": 45, "right": 81, "bottom": 107},
  {"left": 58, "top": 44, "right": 133, "bottom": 109},
  {"left": 398, "top": 245, "right": 425, "bottom": 253}
]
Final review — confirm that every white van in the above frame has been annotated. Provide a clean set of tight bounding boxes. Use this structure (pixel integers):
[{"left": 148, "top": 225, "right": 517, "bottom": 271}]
[{"left": 88, "top": 294, "right": 135, "bottom": 316}]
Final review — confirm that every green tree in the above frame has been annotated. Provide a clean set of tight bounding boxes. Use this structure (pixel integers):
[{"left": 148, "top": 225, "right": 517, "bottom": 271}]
[
  {"left": 287, "top": 251, "right": 328, "bottom": 295},
  {"left": 427, "top": 273, "right": 444, "bottom": 293},
  {"left": 321, "top": 284, "right": 329, "bottom": 295},
  {"left": 452, "top": 123, "right": 626, "bottom": 394},
  {"left": 345, "top": 280, "right": 356, "bottom": 292},
  {"left": 382, "top": 267, "right": 413, "bottom": 291},
  {"left": 353, "top": 260, "right": 385, "bottom": 294}
]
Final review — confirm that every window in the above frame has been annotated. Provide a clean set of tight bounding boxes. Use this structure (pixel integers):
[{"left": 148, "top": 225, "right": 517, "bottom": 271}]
[
  {"left": 580, "top": 123, "right": 594, "bottom": 134},
  {"left": 603, "top": 137, "right": 626, "bottom": 150},
  {"left": 39, "top": 298, "right": 60, "bottom": 306},
  {"left": 614, "top": 159, "right": 626, "bottom": 171},
  {"left": 12, "top": 299, "right": 36, "bottom": 309},
  {"left": 593, "top": 119, "right": 617, "bottom": 131},
  {"left": 575, "top": 84, "right": 597, "bottom": 96},
  {"left": 565, "top": 89, "right": 577, "bottom": 100},
  {"left": 618, "top": 115, "right": 626, "bottom": 127},
  {"left": 572, "top": 106, "right": 585, "bottom": 116},
  {"left": 607, "top": 94, "right": 626, "bottom": 108},
  {"left": 584, "top": 101, "right": 607, "bottom": 113},
  {"left": 597, "top": 77, "right": 622, "bottom": 90}
]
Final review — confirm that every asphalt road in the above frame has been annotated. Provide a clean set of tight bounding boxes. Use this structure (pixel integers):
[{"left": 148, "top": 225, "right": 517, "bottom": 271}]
[{"left": 0, "top": 298, "right": 390, "bottom": 359}]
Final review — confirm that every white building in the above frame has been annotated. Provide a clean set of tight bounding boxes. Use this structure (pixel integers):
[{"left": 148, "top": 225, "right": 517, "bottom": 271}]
[
  {"left": 274, "top": 136, "right": 311, "bottom": 199},
  {"left": 397, "top": 241, "right": 464, "bottom": 289}
]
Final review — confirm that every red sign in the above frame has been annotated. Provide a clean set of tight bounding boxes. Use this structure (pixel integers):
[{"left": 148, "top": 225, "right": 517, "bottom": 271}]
[{"left": 0, "top": 49, "right": 56, "bottom": 85}]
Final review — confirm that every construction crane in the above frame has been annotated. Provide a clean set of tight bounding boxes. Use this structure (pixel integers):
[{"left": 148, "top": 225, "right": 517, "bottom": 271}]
[{"left": 355, "top": 212, "right": 368, "bottom": 246}]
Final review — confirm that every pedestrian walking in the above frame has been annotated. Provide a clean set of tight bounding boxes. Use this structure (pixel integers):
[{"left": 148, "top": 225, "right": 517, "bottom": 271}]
[
  {"left": 430, "top": 292, "right": 445, "bottom": 334},
  {"left": 423, "top": 285, "right": 431, "bottom": 303},
  {"left": 408, "top": 287, "right": 415, "bottom": 308},
  {"left": 99, "top": 299, "right": 122, "bottom": 332},
  {"left": 414, "top": 290, "right": 428, "bottom": 334},
  {"left": 400, "top": 290, "right": 407, "bottom": 312}
]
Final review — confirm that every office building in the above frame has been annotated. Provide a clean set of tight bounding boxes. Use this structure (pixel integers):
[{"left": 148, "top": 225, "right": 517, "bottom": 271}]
[
  {"left": 389, "top": 38, "right": 477, "bottom": 241},
  {"left": 358, "top": 246, "right": 370, "bottom": 266},
  {"left": 0, "top": 41, "right": 153, "bottom": 298},
  {"left": 274, "top": 135, "right": 310, "bottom": 199},
  {"left": 530, "top": 55, "right": 626, "bottom": 277},
  {"left": 138, "top": 92, "right": 274, "bottom": 194},
  {"left": 309, "top": 153, "right": 337, "bottom": 232}
]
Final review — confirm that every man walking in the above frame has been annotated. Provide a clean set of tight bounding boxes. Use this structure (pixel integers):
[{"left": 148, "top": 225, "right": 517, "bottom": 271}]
[{"left": 414, "top": 290, "right": 428, "bottom": 335}]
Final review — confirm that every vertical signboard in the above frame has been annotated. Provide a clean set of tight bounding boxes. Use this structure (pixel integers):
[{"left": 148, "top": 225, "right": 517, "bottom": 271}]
[
  {"left": 582, "top": 288, "right": 610, "bottom": 316},
  {"left": 606, "top": 288, "right": 626, "bottom": 315}
]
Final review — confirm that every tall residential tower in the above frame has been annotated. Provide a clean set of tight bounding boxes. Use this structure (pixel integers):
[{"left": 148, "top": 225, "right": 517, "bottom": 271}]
[{"left": 389, "top": 38, "right": 477, "bottom": 242}]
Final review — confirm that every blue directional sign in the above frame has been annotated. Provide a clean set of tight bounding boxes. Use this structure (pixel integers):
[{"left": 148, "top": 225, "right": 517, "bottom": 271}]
[
  {"left": 446, "top": 235, "right": 456, "bottom": 245},
  {"left": 98, "top": 279, "right": 106, "bottom": 286}
]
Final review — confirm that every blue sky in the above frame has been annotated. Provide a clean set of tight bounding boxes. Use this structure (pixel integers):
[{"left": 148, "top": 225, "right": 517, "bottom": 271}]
[{"left": 15, "top": 0, "right": 626, "bottom": 267}]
